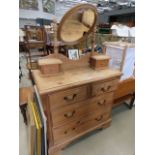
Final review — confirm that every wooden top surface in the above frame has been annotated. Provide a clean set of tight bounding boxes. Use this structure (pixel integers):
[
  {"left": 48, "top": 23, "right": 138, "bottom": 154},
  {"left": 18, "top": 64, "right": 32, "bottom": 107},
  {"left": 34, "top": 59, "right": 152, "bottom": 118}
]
[
  {"left": 38, "top": 58, "right": 63, "bottom": 65},
  {"left": 103, "top": 41, "right": 135, "bottom": 49},
  {"left": 91, "top": 55, "right": 110, "bottom": 60},
  {"left": 32, "top": 67, "right": 121, "bottom": 95}
]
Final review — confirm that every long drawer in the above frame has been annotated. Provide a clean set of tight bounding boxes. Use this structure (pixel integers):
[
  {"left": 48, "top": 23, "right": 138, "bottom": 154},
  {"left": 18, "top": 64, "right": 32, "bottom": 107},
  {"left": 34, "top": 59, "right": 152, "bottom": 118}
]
[
  {"left": 51, "top": 92, "right": 114, "bottom": 128},
  {"left": 92, "top": 79, "right": 119, "bottom": 96},
  {"left": 53, "top": 111, "right": 111, "bottom": 145},
  {"left": 48, "top": 85, "right": 88, "bottom": 109}
]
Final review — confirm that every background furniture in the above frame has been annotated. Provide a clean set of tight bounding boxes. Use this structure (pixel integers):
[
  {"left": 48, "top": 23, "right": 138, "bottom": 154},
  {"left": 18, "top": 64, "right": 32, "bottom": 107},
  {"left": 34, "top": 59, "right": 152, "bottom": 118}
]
[
  {"left": 25, "top": 25, "right": 47, "bottom": 68},
  {"left": 19, "top": 59, "right": 23, "bottom": 82},
  {"left": 44, "top": 24, "right": 67, "bottom": 55},
  {"left": 19, "top": 87, "right": 33, "bottom": 125},
  {"left": 114, "top": 77, "right": 135, "bottom": 109},
  {"left": 103, "top": 41, "right": 135, "bottom": 108}
]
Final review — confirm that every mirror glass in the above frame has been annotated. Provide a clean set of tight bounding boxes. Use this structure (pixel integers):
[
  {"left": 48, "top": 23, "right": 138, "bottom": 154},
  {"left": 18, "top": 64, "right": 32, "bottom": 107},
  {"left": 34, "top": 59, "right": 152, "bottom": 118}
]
[{"left": 58, "top": 4, "right": 97, "bottom": 45}]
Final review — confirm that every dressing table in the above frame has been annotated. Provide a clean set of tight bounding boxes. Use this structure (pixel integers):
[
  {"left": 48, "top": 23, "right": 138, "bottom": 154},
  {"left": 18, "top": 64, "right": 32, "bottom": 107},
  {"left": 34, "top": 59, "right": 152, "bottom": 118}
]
[{"left": 32, "top": 4, "right": 121, "bottom": 155}]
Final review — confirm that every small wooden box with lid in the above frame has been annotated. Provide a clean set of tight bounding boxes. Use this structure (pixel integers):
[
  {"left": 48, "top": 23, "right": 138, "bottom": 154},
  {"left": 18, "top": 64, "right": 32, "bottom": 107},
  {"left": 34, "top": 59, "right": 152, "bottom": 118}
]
[
  {"left": 38, "top": 58, "right": 62, "bottom": 75},
  {"left": 90, "top": 55, "right": 110, "bottom": 70}
]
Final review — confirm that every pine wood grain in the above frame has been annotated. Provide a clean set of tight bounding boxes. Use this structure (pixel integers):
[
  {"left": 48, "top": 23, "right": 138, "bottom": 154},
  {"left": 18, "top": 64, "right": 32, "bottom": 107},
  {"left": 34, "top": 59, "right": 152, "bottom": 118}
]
[{"left": 32, "top": 66, "right": 121, "bottom": 95}]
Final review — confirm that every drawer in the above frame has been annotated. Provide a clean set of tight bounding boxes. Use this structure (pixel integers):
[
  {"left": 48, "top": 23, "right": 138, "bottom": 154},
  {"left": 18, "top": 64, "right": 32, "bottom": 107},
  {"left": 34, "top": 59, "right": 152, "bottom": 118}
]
[
  {"left": 28, "top": 43, "right": 44, "bottom": 49},
  {"left": 49, "top": 85, "right": 88, "bottom": 109},
  {"left": 53, "top": 111, "right": 111, "bottom": 145},
  {"left": 51, "top": 92, "right": 113, "bottom": 127},
  {"left": 92, "top": 79, "right": 119, "bottom": 96}
]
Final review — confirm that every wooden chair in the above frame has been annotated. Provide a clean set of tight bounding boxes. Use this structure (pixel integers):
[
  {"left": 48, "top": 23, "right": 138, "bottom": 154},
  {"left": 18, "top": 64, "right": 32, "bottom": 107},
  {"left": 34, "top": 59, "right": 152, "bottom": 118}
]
[
  {"left": 44, "top": 24, "right": 67, "bottom": 56},
  {"left": 24, "top": 25, "right": 47, "bottom": 68}
]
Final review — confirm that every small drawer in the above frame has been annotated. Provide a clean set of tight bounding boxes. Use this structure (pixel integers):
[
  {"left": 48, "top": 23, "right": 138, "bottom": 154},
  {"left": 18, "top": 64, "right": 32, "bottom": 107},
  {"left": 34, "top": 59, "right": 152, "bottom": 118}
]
[
  {"left": 51, "top": 103, "right": 78, "bottom": 127},
  {"left": 90, "top": 92, "right": 113, "bottom": 114},
  {"left": 28, "top": 43, "right": 43, "bottom": 49},
  {"left": 92, "top": 79, "right": 119, "bottom": 96},
  {"left": 51, "top": 92, "right": 114, "bottom": 127},
  {"left": 49, "top": 85, "right": 88, "bottom": 109},
  {"left": 53, "top": 112, "right": 111, "bottom": 145}
]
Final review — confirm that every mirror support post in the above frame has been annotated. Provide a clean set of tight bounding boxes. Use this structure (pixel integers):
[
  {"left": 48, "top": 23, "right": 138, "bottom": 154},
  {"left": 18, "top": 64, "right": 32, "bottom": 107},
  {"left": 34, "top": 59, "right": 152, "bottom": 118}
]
[
  {"left": 91, "top": 26, "right": 96, "bottom": 56},
  {"left": 53, "top": 19, "right": 59, "bottom": 56}
]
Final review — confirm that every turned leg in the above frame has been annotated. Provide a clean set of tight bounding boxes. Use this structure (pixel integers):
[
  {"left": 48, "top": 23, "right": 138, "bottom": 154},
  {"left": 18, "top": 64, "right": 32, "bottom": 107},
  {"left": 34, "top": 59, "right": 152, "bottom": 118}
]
[
  {"left": 129, "top": 93, "right": 135, "bottom": 109},
  {"left": 27, "top": 49, "right": 32, "bottom": 69},
  {"left": 20, "top": 104, "right": 28, "bottom": 125}
]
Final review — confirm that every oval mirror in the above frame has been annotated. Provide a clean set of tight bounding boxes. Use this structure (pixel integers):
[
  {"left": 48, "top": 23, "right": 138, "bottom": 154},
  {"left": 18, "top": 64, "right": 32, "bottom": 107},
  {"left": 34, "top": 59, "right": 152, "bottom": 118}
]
[{"left": 57, "top": 4, "right": 97, "bottom": 45}]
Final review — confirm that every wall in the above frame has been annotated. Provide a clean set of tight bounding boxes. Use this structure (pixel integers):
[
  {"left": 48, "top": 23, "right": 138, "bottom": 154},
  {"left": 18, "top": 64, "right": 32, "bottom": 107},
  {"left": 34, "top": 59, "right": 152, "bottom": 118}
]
[{"left": 19, "top": 0, "right": 56, "bottom": 28}]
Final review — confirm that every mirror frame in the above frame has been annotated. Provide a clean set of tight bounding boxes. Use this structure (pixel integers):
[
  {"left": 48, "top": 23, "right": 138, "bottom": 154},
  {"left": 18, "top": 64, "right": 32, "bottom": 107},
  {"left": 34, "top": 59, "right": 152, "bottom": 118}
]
[{"left": 57, "top": 4, "right": 98, "bottom": 45}]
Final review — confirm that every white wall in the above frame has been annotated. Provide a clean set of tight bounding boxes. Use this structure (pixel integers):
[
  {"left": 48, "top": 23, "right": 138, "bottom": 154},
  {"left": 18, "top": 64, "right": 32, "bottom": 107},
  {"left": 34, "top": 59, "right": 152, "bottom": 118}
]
[
  {"left": 19, "top": 0, "right": 56, "bottom": 27},
  {"left": 19, "top": 18, "right": 36, "bottom": 28}
]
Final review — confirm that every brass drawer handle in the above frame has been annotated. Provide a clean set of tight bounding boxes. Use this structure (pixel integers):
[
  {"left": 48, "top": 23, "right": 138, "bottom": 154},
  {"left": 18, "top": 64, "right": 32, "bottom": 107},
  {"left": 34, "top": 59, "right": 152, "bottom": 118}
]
[
  {"left": 106, "top": 85, "right": 111, "bottom": 91},
  {"left": 97, "top": 100, "right": 106, "bottom": 106},
  {"left": 64, "top": 110, "right": 76, "bottom": 118},
  {"left": 64, "top": 94, "right": 77, "bottom": 101},
  {"left": 72, "top": 127, "right": 76, "bottom": 130},
  {"left": 101, "top": 85, "right": 111, "bottom": 92},
  {"left": 76, "top": 120, "right": 81, "bottom": 124},
  {"left": 95, "top": 115, "right": 103, "bottom": 121},
  {"left": 76, "top": 120, "right": 85, "bottom": 125}
]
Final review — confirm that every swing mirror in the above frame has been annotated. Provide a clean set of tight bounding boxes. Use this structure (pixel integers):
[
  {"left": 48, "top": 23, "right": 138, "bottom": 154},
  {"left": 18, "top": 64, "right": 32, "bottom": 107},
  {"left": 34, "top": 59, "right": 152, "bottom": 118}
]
[{"left": 57, "top": 4, "right": 97, "bottom": 45}]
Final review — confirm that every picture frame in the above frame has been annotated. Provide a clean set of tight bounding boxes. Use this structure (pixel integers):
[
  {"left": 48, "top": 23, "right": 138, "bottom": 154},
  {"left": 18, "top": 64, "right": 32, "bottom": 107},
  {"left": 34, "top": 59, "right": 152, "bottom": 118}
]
[
  {"left": 68, "top": 49, "right": 79, "bottom": 60},
  {"left": 42, "top": 0, "right": 55, "bottom": 14},
  {"left": 19, "top": 0, "right": 39, "bottom": 10}
]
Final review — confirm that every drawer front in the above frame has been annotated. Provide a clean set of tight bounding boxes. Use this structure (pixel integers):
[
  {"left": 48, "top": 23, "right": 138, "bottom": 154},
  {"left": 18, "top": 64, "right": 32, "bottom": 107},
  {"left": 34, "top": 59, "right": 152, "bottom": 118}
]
[
  {"left": 96, "top": 60, "right": 109, "bottom": 68},
  {"left": 49, "top": 85, "right": 88, "bottom": 109},
  {"left": 28, "top": 43, "right": 43, "bottom": 49},
  {"left": 92, "top": 79, "right": 119, "bottom": 96},
  {"left": 53, "top": 112, "right": 111, "bottom": 145},
  {"left": 51, "top": 92, "right": 114, "bottom": 127}
]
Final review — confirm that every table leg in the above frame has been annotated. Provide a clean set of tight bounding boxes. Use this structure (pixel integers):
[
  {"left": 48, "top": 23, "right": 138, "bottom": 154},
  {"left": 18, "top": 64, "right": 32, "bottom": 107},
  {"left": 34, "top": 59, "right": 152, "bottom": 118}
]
[
  {"left": 20, "top": 104, "right": 28, "bottom": 125},
  {"left": 129, "top": 93, "right": 135, "bottom": 109}
]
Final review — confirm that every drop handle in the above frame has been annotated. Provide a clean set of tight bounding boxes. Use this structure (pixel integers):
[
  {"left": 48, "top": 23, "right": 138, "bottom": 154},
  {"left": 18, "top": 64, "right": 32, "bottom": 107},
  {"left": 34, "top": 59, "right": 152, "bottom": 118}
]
[
  {"left": 76, "top": 120, "right": 85, "bottom": 125},
  {"left": 95, "top": 115, "right": 103, "bottom": 121},
  {"left": 97, "top": 100, "right": 106, "bottom": 106},
  {"left": 101, "top": 85, "right": 111, "bottom": 92},
  {"left": 64, "top": 110, "right": 76, "bottom": 118},
  {"left": 64, "top": 130, "right": 68, "bottom": 134},
  {"left": 76, "top": 120, "right": 81, "bottom": 124},
  {"left": 64, "top": 94, "right": 77, "bottom": 101}
]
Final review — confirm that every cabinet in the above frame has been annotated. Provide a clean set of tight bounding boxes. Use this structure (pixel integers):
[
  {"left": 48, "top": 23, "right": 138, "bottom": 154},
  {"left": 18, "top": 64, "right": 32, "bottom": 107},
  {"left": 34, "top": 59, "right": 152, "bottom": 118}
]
[
  {"left": 32, "top": 53, "right": 121, "bottom": 155},
  {"left": 31, "top": 4, "right": 122, "bottom": 155}
]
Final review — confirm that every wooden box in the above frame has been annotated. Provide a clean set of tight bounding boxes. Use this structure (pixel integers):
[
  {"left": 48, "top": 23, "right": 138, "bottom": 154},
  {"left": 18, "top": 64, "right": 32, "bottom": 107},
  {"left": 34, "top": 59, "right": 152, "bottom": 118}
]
[
  {"left": 38, "top": 58, "right": 62, "bottom": 75},
  {"left": 90, "top": 55, "right": 110, "bottom": 70}
]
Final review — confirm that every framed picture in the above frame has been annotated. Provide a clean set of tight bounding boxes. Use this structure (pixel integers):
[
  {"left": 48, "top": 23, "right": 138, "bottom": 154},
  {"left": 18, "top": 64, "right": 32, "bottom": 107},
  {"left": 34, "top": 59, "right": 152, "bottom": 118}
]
[
  {"left": 42, "top": 0, "right": 55, "bottom": 14},
  {"left": 19, "top": 0, "right": 39, "bottom": 10},
  {"left": 68, "top": 49, "right": 79, "bottom": 60}
]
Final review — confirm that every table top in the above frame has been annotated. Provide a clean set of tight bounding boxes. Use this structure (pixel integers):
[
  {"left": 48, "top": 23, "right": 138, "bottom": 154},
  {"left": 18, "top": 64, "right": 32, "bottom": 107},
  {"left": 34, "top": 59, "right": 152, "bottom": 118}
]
[
  {"left": 103, "top": 41, "right": 135, "bottom": 49},
  {"left": 32, "top": 67, "right": 121, "bottom": 95},
  {"left": 50, "top": 41, "right": 66, "bottom": 46}
]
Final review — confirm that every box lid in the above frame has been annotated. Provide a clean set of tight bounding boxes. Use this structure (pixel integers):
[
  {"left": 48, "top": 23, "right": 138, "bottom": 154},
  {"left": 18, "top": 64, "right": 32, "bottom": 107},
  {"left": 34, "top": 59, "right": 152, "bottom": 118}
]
[
  {"left": 38, "top": 58, "right": 62, "bottom": 66},
  {"left": 91, "top": 55, "right": 110, "bottom": 60}
]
